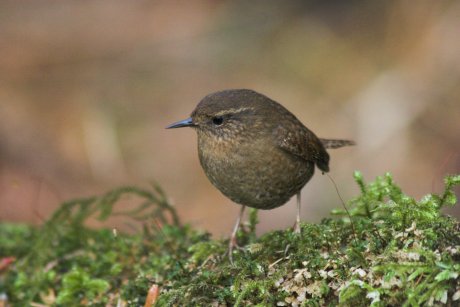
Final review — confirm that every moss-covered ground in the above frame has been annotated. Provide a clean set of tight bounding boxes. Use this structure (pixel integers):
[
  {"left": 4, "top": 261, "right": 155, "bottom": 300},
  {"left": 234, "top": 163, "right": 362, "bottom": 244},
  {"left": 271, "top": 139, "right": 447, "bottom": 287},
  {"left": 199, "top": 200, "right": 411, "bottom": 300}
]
[{"left": 0, "top": 172, "right": 459, "bottom": 306}]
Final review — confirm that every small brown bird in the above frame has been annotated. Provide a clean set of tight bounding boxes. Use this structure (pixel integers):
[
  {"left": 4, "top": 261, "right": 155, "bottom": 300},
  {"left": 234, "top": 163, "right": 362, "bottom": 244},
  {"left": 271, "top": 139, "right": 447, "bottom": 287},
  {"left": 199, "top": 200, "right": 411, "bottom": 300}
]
[{"left": 167, "top": 89, "right": 354, "bottom": 261}]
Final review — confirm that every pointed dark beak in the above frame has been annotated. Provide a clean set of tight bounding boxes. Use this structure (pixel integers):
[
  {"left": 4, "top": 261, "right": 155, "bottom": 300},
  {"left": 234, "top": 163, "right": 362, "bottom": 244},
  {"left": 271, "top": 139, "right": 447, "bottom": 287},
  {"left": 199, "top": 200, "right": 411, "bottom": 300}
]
[{"left": 166, "top": 117, "right": 195, "bottom": 129}]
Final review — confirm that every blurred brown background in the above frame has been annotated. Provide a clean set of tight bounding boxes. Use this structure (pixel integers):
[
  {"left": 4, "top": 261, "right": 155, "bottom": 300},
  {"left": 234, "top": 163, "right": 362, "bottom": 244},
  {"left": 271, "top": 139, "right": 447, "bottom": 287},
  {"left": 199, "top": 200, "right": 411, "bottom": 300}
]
[{"left": 1, "top": 0, "right": 459, "bottom": 236}]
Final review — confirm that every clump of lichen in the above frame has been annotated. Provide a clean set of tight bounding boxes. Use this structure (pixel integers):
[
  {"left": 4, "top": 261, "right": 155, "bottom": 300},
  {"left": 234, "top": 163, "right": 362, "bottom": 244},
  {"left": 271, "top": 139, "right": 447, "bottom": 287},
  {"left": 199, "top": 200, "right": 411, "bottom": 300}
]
[{"left": 0, "top": 173, "right": 459, "bottom": 306}]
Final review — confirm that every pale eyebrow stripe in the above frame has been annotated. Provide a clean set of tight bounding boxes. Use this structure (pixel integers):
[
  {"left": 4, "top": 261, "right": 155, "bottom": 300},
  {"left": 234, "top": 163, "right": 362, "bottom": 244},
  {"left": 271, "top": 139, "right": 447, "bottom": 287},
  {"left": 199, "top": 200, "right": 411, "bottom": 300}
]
[{"left": 214, "top": 107, "right": 253, "bottom": 117}]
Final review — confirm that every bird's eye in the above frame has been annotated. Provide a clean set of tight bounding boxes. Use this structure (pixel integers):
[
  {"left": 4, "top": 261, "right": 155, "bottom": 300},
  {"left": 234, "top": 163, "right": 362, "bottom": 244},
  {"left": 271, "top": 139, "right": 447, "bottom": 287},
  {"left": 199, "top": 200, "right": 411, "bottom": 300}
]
[{"left": 212, "top": 116, "right": 224, "bottom": 126}]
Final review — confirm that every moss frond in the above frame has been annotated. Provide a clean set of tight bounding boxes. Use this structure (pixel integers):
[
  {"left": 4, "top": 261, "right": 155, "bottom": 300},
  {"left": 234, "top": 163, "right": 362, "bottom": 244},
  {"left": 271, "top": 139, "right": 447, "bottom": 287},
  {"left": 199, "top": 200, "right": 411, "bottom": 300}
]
[{"left": 0, "top": 173, "right": 459, "bottom": 306}]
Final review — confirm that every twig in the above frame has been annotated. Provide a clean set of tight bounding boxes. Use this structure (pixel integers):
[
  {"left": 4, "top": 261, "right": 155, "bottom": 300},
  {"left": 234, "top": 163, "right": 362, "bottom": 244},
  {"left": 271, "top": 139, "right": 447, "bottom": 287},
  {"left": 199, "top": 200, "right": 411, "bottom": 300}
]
[{"left": 326, "top": 174, "right": 358, "bottom": 243}]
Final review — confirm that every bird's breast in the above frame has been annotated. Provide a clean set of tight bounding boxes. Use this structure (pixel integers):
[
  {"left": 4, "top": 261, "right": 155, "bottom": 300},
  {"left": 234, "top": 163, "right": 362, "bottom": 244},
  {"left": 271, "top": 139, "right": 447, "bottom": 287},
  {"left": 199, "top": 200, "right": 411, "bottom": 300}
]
[{"left": 197, "top": 133, "right": 314, "bottom": 209}]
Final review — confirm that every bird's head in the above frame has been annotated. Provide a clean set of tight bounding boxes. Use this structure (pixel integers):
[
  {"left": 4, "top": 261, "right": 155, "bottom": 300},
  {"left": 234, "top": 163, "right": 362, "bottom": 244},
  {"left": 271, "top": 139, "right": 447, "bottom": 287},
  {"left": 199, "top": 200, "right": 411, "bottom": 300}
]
[{"left": 166, "top": 89, "right": 278, "bottom": 140}]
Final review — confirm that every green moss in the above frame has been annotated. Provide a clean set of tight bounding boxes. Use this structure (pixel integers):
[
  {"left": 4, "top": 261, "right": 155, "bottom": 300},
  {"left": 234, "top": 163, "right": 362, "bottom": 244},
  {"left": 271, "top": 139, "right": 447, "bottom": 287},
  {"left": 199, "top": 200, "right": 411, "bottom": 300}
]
[{"left": 0, "top": 173, "right": 459, "bottom": 306}]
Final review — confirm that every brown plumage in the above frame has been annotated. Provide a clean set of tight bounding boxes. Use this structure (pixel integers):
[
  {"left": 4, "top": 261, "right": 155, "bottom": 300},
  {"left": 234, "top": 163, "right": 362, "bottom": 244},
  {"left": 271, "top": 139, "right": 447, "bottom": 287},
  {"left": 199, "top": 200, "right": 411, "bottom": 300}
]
[{"left": 167, "top": 89, "right": 354, "bottom": 262}]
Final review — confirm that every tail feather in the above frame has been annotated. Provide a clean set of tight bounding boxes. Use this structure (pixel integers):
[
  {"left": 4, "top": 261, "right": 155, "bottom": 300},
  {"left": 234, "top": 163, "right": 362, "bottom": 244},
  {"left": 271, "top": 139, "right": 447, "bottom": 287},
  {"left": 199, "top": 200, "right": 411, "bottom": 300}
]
[{"left": 320, "top": 138, "right": 355, "bottom": 149}]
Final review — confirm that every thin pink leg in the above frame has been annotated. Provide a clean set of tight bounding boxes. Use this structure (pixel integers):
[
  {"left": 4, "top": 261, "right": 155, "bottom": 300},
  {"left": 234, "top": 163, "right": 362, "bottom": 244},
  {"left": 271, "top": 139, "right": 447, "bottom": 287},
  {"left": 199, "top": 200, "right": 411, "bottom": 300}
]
[
  {"left": 293, "top": 192, "right": 301, "bottom": 234},
  {"left": 229, "top": 205, "right": 245, "bottom": 263}
]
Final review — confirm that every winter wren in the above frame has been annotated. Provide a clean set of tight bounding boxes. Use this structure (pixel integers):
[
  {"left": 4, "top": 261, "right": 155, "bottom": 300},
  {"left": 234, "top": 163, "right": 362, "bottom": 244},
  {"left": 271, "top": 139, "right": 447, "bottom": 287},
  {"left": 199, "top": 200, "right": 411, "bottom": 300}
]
[{"left": 167, "top": 89, "right": 354, "bottom": 261}]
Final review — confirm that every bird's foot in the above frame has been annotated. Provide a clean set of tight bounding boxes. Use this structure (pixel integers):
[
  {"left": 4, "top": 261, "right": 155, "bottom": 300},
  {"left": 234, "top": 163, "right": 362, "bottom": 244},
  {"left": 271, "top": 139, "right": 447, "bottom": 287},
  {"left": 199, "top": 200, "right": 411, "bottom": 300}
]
[
  {"left": 227, "top": 235, "right": 244, "bottom": 264},
  {"left": 293, "top": 221, "right": 302, "bottom": 234}
]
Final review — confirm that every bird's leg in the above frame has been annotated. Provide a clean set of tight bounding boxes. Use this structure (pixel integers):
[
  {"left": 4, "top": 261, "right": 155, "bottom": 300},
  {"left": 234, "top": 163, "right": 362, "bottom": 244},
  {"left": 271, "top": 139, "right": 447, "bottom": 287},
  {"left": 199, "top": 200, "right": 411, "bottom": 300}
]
[
  {"left": 293, "top": 192, "right": 302, "bottom": 234},
  {"left": 228, "top": 205, "right": 246, "bottom": 263}
]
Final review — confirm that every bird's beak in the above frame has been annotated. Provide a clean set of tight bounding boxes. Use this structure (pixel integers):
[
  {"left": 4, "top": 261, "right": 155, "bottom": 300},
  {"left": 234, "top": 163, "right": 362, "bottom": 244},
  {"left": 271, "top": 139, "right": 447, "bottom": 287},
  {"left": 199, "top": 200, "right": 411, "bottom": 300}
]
[{"left": 166, "top": 117, "right": 195, "bottom": 129}]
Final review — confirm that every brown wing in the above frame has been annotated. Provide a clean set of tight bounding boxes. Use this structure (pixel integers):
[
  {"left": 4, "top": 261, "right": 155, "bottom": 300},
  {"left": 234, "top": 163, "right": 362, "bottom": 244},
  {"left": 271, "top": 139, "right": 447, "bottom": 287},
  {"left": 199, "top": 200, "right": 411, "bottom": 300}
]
[{"left": 274, "top": 124, "right": 330, "bottom": 173}]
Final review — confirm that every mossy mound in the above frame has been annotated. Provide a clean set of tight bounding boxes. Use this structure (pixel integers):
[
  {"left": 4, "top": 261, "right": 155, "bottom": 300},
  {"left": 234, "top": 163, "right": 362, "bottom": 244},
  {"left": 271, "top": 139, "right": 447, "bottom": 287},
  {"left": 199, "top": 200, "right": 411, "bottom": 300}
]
[{"left": 0, "top": 172, "right": 459, "bottom": 306}]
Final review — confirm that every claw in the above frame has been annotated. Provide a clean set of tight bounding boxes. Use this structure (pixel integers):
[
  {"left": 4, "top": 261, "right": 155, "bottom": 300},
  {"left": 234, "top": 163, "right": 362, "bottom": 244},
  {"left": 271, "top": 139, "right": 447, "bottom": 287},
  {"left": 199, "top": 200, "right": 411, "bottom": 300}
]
[{"left": 228, "top": 235, "right": 244, "bottom": 264}]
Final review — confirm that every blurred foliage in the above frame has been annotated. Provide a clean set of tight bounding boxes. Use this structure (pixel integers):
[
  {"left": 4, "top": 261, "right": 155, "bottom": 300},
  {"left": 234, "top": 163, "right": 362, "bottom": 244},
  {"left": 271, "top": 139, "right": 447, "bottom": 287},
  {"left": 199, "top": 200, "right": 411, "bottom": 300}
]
[{"left": 0, "top": 172, "right": 459, "bottom": 306}]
